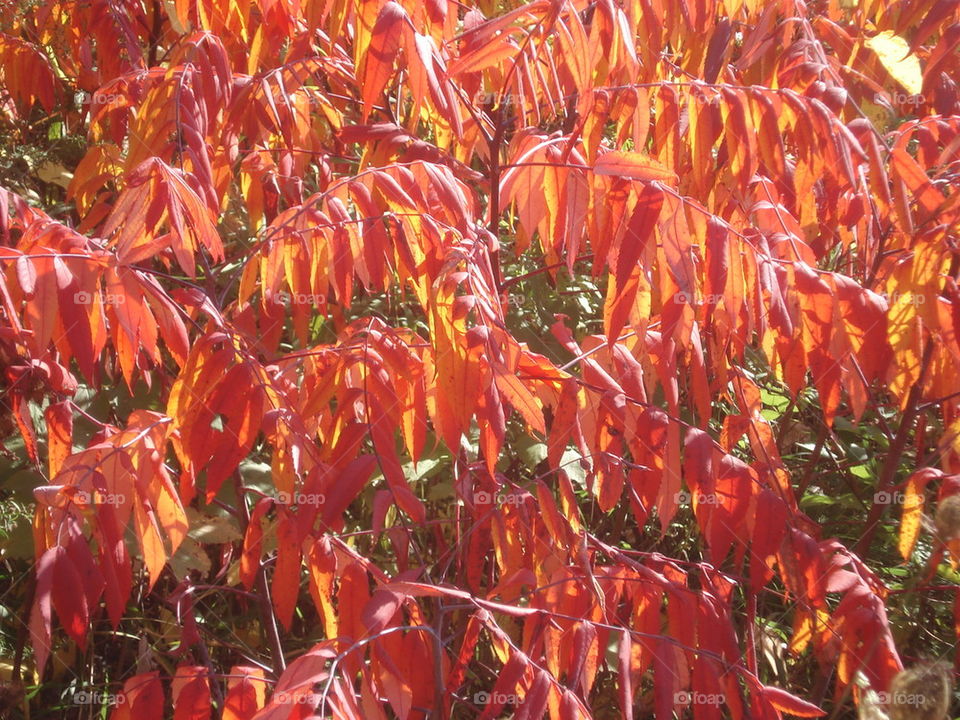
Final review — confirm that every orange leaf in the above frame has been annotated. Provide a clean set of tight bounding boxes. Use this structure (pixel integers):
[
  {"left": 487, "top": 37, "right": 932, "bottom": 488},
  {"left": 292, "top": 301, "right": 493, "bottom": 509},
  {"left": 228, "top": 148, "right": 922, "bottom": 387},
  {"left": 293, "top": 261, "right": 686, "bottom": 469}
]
[
  {"left": 223, "top": 667, "right": 266, "bottom": 720},
  {"left": 307, "top": 536, "right": 338, "bottom": 639},
  {"left": 594, "top": 151, "right": 679, "bottom": 184},
  {"left": 493, "top": 365, "right": 545, "bottom": 435},
  {"left": 272, "top": 511, "right": 302, "bottom": 631},
  {"left": 111, "top": 671, "right": 164, "bottom": 720},
  {"left": 446, "top": 36, "right": 520, "bottom": 77},
  {"left": 132, "top": 497, "right": 167, "bottom": 591},
  {"left": 892, "top": 144, "right": 945, "bottom": 224},
  {"left": 761, "top": 685, "right": 826, "bottom": 717}
]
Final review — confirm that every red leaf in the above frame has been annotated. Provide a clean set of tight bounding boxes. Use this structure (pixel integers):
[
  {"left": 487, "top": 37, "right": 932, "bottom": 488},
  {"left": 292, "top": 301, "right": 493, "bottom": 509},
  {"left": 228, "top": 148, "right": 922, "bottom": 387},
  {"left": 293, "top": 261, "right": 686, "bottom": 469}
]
[
  {"left": 361, "top": 587, "right": 404, "bottom": 635},
  {"left": 112, "top": 672, "right": 164, "bottom": 720},
  {"left": 29, "top": 546, "right": 56, "bottom": 677},
  {"left": 653, "top": 636, "right": 679, "bottom": 720},
  {"left": 612, "top": 183, "right": 663, "bottom": 289},
  {"left": 51, "top": 545, "right": 90, "bottom": 649},
  {"left": 361, "top": 2, "right": 407, "bottom": 121},
  {"left": 446, "top": 612, "right": 483, "bottom": 695},
  {"left": 751, "top": 489, "right": 788, "bottom": 592},
  {"left": 513, "top": 669, "right": 551, "bottom": 720},
  {"left": 11, "top": 393, "right": 39, "bottom": 465},
  {"left": 482, "top": 651, "right": 529, "bottom": 717},
  {"left": 269, "top": 643, "right": 339, "bottom": 714},
  {"left": 53, "top": 256, "right": 95, "bottom": 378},
  {"left": 320, "top": 455, "right": 378, "bottom": 529},
  {"left": 172, "top": 666, "right": 211, "bottom": 720},
  {"left": 240, "top": 498, "right": 272, "bottom": 590}
]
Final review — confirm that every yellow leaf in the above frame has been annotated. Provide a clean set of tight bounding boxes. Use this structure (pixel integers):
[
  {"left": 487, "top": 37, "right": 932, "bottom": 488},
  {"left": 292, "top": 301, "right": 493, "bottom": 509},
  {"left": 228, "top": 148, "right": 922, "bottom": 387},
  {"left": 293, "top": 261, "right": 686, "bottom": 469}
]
[
  {"left": 789, "top": 611, "right": 812, "bottom": 655},
  {"left": 789, "top": 608, "right": 830, "bottom": 655},
  {"left": 898, "top": 474, "right": 925, "bottom": 560},
  {"left": 865, "top": 31, "right": 922, "bottom": 95}
]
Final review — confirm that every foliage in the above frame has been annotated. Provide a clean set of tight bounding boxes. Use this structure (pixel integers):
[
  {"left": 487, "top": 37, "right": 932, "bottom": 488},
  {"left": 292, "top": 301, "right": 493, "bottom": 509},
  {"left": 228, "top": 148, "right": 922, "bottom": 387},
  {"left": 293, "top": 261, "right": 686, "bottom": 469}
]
[{"left": 0, "top": 0, "right": 959, "bottom": 718}]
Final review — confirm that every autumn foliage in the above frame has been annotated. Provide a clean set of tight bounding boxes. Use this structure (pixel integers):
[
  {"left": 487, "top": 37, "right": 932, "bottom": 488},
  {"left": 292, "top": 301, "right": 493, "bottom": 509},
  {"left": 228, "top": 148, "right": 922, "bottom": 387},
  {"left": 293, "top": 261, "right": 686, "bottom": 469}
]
[{"left": 1, "top": 0, "right": 959, "bottom": 717}]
